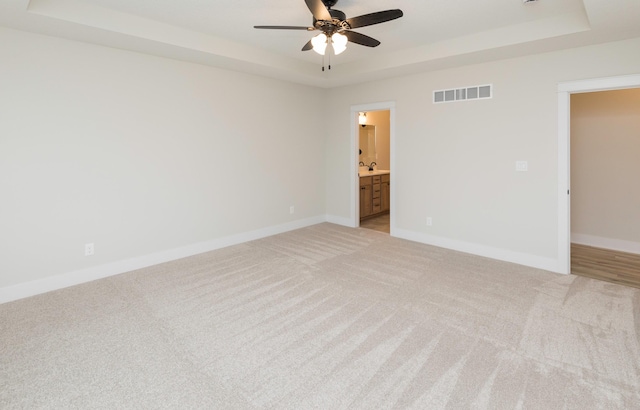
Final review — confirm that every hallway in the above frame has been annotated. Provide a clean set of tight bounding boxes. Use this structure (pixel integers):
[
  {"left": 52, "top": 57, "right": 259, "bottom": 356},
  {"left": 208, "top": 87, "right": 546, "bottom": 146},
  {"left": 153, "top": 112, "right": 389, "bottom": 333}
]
[{"left": 572, "top": 243, "right": 640, "bottom": 289}]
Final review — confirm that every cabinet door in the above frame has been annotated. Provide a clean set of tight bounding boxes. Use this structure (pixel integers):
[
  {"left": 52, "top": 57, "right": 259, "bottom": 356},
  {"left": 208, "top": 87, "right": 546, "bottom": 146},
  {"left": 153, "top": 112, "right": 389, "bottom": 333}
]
[
  {"left": 382, "top": 181, "right": 390, "bottom": 212},
  {"left": 360, "top": 184, "right": 372, "bottom": 218},
  {"left": 372, "top": 183, "right": 382, "bottom": 214}
]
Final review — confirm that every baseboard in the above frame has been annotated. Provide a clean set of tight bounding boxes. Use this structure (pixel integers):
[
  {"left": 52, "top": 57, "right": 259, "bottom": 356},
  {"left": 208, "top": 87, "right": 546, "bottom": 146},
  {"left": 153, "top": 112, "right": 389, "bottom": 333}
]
[
  {"left": 393, "top": 228, "right": 562, "bottom": 274},
  {"left": 571, "top": 233, "right": 640, "bottom": 255},
  {"left": 0, "top": 216, "right": 326, "bottom": 305},
  {"left": 325, "top": 214, "right": 356, "bottom": 228}
]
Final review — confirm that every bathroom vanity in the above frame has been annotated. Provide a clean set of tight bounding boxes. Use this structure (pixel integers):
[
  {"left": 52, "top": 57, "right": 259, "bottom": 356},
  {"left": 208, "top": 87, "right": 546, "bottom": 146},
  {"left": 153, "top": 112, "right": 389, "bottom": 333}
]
[{"left": 359, "top": 170, "right": 390, "bottom": 220}]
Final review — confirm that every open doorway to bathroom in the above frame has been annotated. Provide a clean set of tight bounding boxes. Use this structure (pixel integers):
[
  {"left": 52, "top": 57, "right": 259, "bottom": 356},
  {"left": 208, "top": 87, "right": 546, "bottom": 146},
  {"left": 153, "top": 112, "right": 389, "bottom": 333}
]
[
  {"left": 350, "top": 101, "right": 395, "bottom": 234},
  {"left": 358, "top": 109, "right": 391, "bottom": 234}
]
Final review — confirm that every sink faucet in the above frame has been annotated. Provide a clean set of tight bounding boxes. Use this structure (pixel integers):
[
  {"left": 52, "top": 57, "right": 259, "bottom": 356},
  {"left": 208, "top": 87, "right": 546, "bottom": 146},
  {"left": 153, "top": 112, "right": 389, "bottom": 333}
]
[
  {"left": 359, "top": 161, "right": 365, "bottom": 166},
  {"left": 368, "top": 162, "right": 377, "bottom": 171}
]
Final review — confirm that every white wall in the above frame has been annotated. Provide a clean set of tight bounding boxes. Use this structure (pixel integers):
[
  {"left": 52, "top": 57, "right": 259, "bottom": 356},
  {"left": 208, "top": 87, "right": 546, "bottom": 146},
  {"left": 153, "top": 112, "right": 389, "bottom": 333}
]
[
  {"left": 571, "top": 88, "right": 640, "bottom": 253},
  {"left": 325, "top": 37, "right": 640, "bottom": 272},
  {"left": 3, "top": 24, "right": 640, "bottom": 299},
  {"left": 0, "top": 27, "right": 327, "bottom": 292}
]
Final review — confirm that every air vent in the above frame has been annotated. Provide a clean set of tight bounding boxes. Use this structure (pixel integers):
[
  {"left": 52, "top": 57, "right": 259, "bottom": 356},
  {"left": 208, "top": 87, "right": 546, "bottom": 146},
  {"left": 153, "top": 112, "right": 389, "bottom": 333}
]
[{"left": 433, "top": 84, "right": 492, "bottom": 104}]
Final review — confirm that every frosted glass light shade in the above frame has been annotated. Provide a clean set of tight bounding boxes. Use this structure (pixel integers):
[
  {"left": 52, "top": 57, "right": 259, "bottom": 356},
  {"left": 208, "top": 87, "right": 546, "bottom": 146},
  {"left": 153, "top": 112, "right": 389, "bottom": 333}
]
[
  {"left": 332, "top": 33, "right": 347, "bottom": 55},
  {"left": 311, "top": 33, "right": 327, "bottom": 55}
]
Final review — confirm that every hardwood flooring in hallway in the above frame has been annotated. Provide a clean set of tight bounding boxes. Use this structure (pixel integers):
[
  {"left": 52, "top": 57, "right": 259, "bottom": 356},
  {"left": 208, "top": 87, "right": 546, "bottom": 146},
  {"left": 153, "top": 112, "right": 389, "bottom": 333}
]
[{"left": 571, "top": 243, "right": 640, "bottom": 289}]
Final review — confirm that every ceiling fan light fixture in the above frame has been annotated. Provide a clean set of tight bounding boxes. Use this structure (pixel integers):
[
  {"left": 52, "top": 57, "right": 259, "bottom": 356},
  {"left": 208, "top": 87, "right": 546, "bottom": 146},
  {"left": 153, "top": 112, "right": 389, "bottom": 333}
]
[
  {"left": 332, "top": 32, "right": 347, "bottom": 55},
  {"left": 311, "top": 33, "right": 327, "bottom": 55}
]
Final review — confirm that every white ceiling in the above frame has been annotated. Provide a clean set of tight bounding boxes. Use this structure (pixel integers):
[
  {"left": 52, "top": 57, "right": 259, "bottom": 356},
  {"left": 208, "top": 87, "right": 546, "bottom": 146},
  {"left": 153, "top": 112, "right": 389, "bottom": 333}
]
[{"left": 1, "top": 0, "right": 639, "bottom": 87}]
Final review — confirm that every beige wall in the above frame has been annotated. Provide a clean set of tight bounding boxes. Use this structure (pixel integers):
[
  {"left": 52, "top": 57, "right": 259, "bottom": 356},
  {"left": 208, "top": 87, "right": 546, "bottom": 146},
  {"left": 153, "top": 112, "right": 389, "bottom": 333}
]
[
  {"left": 364, "top": 110, "right": 390, "bottom": 170},
  {"left": 571, "top": 88, "right": 640, "bottom": 252}
]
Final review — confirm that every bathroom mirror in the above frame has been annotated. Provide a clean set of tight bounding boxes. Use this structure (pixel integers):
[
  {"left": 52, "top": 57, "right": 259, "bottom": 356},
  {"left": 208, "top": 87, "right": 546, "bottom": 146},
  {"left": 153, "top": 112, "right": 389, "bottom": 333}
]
[{"left": 359, "top": 125, "right": 377, "bottom": 165}]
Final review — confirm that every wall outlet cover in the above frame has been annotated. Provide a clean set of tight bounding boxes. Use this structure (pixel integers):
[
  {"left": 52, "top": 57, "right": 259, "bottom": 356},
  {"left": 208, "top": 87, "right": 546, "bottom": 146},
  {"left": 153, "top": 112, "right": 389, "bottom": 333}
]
[{"left": 516, "top": 161, "right": 528, "bottom": 171}]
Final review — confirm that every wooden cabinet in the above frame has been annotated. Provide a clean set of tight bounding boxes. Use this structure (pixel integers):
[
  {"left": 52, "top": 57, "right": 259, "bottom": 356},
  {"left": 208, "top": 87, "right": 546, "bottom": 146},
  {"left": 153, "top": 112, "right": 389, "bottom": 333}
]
[
  {"left": 381, "top": 174, "right": 390, "bottom": 212},
  {"left": 372, "top": 175, "right": 382, "bottom": 214},
  {"left": 360, "top": 176, "right": 373, "bottom": 218},
  {"left": 360, "top": 173, "right": 390, "bottom": 220}
]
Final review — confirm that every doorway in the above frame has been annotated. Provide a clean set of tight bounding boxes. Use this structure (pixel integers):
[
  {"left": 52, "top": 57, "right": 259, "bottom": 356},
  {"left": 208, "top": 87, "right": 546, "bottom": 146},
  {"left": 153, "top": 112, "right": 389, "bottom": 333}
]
[
  {"left": 358, "top": 110, "right": 391, "bottom": 234},
  {"left": 558, "top": 74, "right": 640, "bottom": 278},
  {"left": 569, "top": 88, "right": 640, "bottom": 288},
  {"left": 350, "top": 102, "right": 396, "bottom": 234}
]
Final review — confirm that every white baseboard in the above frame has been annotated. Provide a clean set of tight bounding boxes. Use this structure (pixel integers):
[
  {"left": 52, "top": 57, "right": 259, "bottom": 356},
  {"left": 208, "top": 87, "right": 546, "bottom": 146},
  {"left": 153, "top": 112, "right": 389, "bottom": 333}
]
[
  {"left": 393, "top": 228, "right": 562, "bottom": 274},
  {"left": 571, "top": 233, "right": 640, "bottom": 255},
  {"left": 0, "top": 216, "right": 326, "bottom": 305},
  {"left": 325, "top": 214, "right": 356, "bottom": 228}
]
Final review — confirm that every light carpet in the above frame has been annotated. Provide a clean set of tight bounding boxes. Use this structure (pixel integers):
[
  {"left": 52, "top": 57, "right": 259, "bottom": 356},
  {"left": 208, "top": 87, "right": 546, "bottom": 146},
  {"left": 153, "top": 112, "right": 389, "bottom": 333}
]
[{"left": 1, "top": 223, "right": 639, "bottom": 409}]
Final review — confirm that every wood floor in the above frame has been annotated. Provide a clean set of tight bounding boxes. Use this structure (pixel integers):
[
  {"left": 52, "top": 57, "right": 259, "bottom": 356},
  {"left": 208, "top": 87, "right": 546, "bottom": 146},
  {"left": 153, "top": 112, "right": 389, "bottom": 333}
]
[
  {"left": 359, "top": 213, "right": 390, "bottom": 234},
  {"left": 571, "top": 243, "right": 640, "bottom": 289}
]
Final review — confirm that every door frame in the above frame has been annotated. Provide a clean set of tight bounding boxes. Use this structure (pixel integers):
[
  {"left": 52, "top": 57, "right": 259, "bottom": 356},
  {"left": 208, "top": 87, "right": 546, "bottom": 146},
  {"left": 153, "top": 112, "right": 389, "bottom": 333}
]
[
  {"left": 350, "top": 101, "right": 396, "bottom": 231},
  {"left": 557, "top": 73, "right": 640, "bottom": 274}
]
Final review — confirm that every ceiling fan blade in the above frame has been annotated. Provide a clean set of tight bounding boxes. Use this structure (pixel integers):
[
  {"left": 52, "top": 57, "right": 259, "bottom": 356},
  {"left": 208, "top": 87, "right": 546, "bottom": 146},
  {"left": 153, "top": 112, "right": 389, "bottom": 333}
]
[
  {"left": 305, "top": 0, "right": 332, "bottom": 21},
  {"left": 254, "top": 25, "right": 315, "bottom": 30},
  {"left": 302, "top": 40, "right": 313, "bottom": 51},
  {"left": 343, "top": 31, "right": 381, "bottom": 47},
  {"left": 346, "top": 9, "right": 403, "bottom": 29}
]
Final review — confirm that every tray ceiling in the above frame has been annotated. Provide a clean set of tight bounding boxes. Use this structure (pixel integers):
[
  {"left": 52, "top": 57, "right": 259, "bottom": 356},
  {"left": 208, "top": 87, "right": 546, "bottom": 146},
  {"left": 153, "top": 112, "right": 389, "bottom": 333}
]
[{"left": 1, "top": 0, "right": 639, "bottom": 87}]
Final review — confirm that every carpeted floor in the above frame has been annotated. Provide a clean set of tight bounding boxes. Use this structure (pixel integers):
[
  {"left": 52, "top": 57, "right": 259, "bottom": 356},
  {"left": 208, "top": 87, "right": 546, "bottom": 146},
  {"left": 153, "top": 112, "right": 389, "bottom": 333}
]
[{"left": 1, "top": 223, "right": 639, "bottom": 409}]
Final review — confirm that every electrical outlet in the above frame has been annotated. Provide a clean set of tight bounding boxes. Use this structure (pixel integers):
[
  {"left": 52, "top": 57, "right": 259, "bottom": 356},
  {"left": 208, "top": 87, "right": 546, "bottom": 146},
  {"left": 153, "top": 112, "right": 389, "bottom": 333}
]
[
  {"left": 84, "top": 243, "right": 94, "bottom": 256},
  {"left": 290, "top": 206, "right": 295, "bottom": 214},
  {"left": 426, "top": 217, "right": 433, "bottom": 226}
]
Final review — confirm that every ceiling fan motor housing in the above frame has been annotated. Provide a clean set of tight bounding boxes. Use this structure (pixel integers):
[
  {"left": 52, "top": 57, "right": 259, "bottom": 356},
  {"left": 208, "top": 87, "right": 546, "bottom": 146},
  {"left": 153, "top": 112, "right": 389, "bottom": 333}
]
[
  {"left": 313, "top": 9, "right": 348, "bottom": 33},
  {"left": 322, "top": 0, "right": 339, "bottom": 8}
]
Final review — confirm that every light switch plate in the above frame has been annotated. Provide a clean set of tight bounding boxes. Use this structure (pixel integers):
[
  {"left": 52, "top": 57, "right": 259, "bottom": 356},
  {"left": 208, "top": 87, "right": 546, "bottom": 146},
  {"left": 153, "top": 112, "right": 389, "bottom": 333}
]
[{"left": 516, "top": 161, "right": 528, "bottom": 172}]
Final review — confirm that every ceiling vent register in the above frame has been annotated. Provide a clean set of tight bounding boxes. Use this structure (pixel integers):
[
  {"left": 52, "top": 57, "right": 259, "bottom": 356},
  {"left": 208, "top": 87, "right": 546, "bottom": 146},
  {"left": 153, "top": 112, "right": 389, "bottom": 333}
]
[{"left": 433, "top": 84, "right": 492, "bottom": 104}]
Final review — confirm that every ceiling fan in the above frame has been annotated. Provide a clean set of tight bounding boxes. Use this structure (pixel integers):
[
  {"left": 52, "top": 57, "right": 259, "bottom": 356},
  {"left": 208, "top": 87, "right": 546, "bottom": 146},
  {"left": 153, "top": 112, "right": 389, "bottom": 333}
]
[{"left": 254, "top": 0, "right": 403, "bottom": 67}]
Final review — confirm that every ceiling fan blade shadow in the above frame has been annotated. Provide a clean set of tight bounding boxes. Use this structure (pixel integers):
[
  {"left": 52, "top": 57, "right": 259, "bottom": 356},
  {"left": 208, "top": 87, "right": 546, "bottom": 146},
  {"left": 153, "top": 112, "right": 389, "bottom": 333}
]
[
  {"left": 302, "top": 40, "right": 313, "bottom": 51},
  {"left": 305, "top": 0, "right": 332, "bottom": 21},
  {"left": 254, "top": 25, "right": 315, "bottom": 30},
  {"left": 343, "top": 31, "right": 380, "bottom": 47},
  {"left": 346, "top": 9, "right": 403, "bottom": 29}
]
